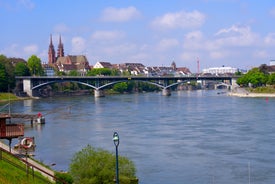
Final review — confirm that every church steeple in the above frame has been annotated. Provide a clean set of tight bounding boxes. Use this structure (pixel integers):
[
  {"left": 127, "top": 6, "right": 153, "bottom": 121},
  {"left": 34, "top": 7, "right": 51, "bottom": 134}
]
[
  {"left": 48, "top": 34, "right": 56, "bottom": 65},
  {"left": 57, "top": 35, "right": 64, "bottom": 57}
]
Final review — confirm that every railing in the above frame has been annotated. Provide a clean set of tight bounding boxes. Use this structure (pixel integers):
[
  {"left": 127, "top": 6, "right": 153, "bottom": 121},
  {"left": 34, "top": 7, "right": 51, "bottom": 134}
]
[{"left": 0, "top": 124, "right": 24, "bottom": 138}]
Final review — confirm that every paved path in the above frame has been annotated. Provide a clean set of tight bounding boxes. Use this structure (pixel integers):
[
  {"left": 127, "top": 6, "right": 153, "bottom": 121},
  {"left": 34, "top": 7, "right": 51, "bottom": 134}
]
[{"left": 0, "top": 141, "right": 55, "bottom": 182}]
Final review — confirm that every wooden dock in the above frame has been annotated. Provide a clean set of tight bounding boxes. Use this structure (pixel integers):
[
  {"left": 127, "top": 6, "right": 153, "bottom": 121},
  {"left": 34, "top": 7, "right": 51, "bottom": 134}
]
[
  {"left": 0, "top": 113, "right": 39, "bottom": 120},
  {"left": 0, "top": 113, "right": 45, "bottom": 124}
]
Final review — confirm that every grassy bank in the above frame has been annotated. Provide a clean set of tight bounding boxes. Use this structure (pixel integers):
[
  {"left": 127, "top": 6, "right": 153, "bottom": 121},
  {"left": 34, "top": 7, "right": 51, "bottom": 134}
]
[
  {"left": 0, "top": 150, "right": 52, "bottom": 184},
  {"left": 0, "top": 93, "right": 20, "bottom": 102},
  {"left": 248, "top": 86, "right": 275, "bottom": 93},
  {"left": 0, "top": 93, "right": 32, "bottom": 103}
]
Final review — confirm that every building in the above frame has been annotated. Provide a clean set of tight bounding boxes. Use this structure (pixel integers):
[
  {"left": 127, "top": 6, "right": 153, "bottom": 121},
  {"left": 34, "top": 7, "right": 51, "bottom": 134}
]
[
  {"left": 93, "top": 61, "right": 113, "bottom": 69},
  {"left": 47, "top": 35, "right": 90, "bottom": 75},
  {"left": 202, "top": 66, "right": 238, "bottom": 75},
  {"left": 43, "top": 64, "right": 55, "bottom": 76},
  {"left": 270, "top": 60, "right": 275, "bottom": 66},
  {"left": 56, "top": 55, "right": 90, "bottom": 76}
]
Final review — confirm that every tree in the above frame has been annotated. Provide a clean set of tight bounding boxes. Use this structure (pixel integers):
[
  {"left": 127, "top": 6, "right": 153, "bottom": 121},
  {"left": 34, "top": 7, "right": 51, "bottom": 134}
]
[
  {"left": 113, "top": 82, "right": 129, "bottom": 93},
  {"left": 68, "top": 70, "right": 78, "bottom": 76},
  {"left": 0, "top": 62, "right": 8, "bottom": 91},
  {"left": 267, "top": 73, "right": 275, "bottom": 85},
  {"left": 27, "top": 55, "right": 44, "bottom": 76},
  {"left": 87, "top": 68, "right": 112, "bottom": 76},
  {"left": 259, "top": 64, "right": 269, "bottom": 75},
  {"left": 69, "top": 145, "right": 137, "bottom": 184},
  {"left": 14, "top": 62, "right": 30, "bottom": 76},
  {"left": 0, "top": 55, "right": 15, "bottom": 91},
  {"left": 237, "top": 67, "right": 268, "bottom": 87}
]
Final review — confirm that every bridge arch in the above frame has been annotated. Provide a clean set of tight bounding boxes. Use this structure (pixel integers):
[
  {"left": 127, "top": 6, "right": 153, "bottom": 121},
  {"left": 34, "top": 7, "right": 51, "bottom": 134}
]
[
  {"left": 32, "top": 80, "right": 98, "bottom": 90},
  {"left": 214, "top": 82, "right": 231, "bottom": 90}
]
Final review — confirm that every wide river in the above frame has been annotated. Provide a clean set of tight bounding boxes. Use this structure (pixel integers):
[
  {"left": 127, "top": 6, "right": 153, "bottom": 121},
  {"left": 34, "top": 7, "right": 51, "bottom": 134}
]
[{"left": 4, "top": 90, "right": 275, "bottom": 184}]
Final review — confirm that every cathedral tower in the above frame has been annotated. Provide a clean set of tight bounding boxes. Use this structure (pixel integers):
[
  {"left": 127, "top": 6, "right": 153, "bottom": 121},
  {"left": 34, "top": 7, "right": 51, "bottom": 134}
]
[
  {"left": 48, "top": 34, "right": 56, "bottom": 65},
  {"left": 57, "top": 35, "right": 64, "bottom": 57}
]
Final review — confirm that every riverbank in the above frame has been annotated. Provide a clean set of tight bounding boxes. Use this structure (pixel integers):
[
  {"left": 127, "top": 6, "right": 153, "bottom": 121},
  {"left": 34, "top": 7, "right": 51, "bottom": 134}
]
[
  {"left": 0, "top": 93, "right": 33, "bottom": 103},
  {"left": 228, "top": 92, "right": 275, "bottom": 97},
  {"left": 228, "top": 87, "right": 275, "bottom": 97}
]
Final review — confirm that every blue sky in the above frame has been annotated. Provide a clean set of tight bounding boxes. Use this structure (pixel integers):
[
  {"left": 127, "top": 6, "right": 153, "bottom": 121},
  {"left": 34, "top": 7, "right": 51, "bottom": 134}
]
[{"left": 1, "top": 0, "right": 275, "bottom": 72}]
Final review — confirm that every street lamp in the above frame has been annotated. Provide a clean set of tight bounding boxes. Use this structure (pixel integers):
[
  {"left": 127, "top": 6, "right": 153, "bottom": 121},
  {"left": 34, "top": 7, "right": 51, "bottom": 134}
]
[{"left": 113, "top": 132, "right": 120, "bottom": 184}]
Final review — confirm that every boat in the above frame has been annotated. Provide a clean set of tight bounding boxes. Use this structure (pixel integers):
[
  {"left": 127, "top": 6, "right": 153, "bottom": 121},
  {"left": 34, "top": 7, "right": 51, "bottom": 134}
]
[{"left": 34, "top": 116, "right": 45, "bottom": 124}]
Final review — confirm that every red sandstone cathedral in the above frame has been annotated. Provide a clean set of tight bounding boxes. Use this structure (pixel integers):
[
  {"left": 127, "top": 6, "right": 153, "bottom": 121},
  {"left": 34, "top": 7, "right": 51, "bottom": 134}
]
[{"left": 48, "top": 35, "right": 90, "bottom": 75}]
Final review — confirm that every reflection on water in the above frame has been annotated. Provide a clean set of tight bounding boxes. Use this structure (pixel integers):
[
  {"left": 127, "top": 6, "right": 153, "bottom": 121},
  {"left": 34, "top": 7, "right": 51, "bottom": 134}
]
[{"left": 5, "top": 90, "right": 275, "bottom": 184}]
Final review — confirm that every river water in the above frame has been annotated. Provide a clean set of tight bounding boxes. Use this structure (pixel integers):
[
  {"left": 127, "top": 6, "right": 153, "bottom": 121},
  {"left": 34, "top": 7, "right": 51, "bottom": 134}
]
[{"left": 4, "top": 90, "right": 275, "bottom": 184}]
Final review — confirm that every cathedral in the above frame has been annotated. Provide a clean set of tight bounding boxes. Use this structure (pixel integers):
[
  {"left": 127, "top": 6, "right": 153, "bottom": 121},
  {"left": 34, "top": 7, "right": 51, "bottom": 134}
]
[
  {"left": 48, "top": 34, "right": 64, "bottom": 65},
  {"left": 48, "top": 35, "right": 90, "bottom": 75}
]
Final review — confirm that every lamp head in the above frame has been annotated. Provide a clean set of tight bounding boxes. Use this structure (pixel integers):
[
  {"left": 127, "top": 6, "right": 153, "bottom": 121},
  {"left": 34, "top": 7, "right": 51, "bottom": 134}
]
[{"left": 113, "top": 132, "right": 119, "bottom": 146}]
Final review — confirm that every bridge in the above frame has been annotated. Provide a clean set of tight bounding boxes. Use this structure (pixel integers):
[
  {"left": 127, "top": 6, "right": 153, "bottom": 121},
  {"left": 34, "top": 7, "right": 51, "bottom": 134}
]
[{"left": 15, "top": 75, "right": 238, "bottom": 97}]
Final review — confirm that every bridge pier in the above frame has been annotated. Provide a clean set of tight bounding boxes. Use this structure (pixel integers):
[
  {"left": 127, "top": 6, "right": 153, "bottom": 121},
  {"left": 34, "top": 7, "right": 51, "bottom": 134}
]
[
  {"left": 162, "top": 89, "right": 171, "bottom": 96},
  {"left": 94, "top": 89, "right": 105, "bottom": 97},
  {"left": 23, "top": 79, "right": 33, "bottom": 97}
]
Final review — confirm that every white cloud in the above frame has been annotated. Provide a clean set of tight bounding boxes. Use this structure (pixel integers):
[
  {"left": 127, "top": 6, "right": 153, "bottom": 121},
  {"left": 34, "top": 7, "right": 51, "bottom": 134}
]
[
  {"left": 1, "top": 44, "right": 20, "bottom": 57},
  {"left": 91, "top": 30, "right": 124, "bottom": 41},
  {"left": 23, "top": 44, "right": 38, "bottom": 54},
  {"left": 101, "top": 6, "right": 141, "bottom": 22},
  {"left": 151, "top": 10, "right": 205, "bottom": 30},
  {"left": 71, "top": 37, "right": 86, "bottom": 54},
  {"left": 209, "top": 50, "right": 229, "bottom": 59},
  {"left": 0, "top": 43, "right": 39, "bottom": 59},
  {"left": 214, "top": 25, "right": 258, "bottom": 47},
  {"left": 253, "top": 50, "right": 268, "bottom": 58},
  {"left": 156, "top": 38, "right": 179, "bottom": 51},
  {"left": 270, "top": 7, "right": 275, "bottom": 18},
  {"left": 183, "top": 31, "right": 204, "bottom": 50},
  {"left": 54, "top": 23, "right": 70, "bottom": 33},
  {"left": 102, "top": 43, "right": 137, "bottom": 56},
  {"left": 0, "top": 0, "right": 34, "bottom": 11},
  {"left": 38, "top": 49, "right": 48, "bottom": 62},
  {"left": 18, "top": 0, "right": 35, "bottom": 9},
  {"left": 180, "top": 52, "right": 199, "bottom": 62},
  {"left": 264, "top": 33, "right": 275, "bottom": 45}
]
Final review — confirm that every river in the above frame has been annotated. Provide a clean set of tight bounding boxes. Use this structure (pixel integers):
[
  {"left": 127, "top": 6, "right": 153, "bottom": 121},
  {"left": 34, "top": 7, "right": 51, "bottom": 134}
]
[{"left": 3, "top": 90, "right": 275, "bottom": 184}]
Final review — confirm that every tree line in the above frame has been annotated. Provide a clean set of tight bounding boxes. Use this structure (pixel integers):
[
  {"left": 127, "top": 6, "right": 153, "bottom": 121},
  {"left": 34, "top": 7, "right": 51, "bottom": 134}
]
[
  {"left": 237, "top": 64, "right": 275, "bottom": 87},
  {"left": 0, "top": 54, "right": 45, "bottom": 92}
]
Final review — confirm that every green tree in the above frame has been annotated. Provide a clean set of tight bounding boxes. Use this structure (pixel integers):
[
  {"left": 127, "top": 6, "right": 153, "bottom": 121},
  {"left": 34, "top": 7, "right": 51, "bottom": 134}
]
[
  {"left": 0, "top": 55, "right": 15, "bottom": 91},
  {"left": 68, "top": 70, "right": 79, "bottom": 76},
  {"left": 87, "top": 68, "right": 112, "bottom": 76},
  {"left": 27, "top": 55, "right": 44, "bottom": 76},
  {"left": 14, "top": 62, "right": 30, "bottom": 76},
  {"left": 113, "top": 82, "right": 129, "bottom": 93},
  {"left": 267, "top": 73, "right": 275, "bottom": 85},
  {"left": 237, "top": 67, "right": 268, "bottom": 87},
  {"left": 69, "top": 145, "right": 137, "bottom": 184},
  {"left": 0, "top": 62, "right": 8, "bottom": 91},
  {"left": 56, "top": 70, "right": 67, "bottom": 76},
  {"left": 111, "top": 69, "right": 120, "bottom": 76}
]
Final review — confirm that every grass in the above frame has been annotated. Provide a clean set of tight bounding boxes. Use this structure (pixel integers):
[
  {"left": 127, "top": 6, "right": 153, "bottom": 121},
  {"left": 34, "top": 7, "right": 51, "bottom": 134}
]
[
  {"left": 248, "top": 86, "right": 275, "bottom": 93},
  {"left": 0, "top": 150, "right": 53, "bottom": 184},
  {"left": 0, "top": 93, "right": 20, "bottom": 102}
]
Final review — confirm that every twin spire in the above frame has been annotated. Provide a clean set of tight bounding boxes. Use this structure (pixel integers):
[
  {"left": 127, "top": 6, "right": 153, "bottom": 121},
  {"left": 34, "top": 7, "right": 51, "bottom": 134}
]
[{"left": 48, "top": 34, "right": 64, "bottom": 65}]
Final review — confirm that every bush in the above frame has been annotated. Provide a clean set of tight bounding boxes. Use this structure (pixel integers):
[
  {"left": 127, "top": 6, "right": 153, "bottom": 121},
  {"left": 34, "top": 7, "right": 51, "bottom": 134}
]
[
  {"left": 69, "top": 145, "right": 137, "bottom": 184},
  {"left": 55, "top": 172, "right": 74, "bottom": 184}
]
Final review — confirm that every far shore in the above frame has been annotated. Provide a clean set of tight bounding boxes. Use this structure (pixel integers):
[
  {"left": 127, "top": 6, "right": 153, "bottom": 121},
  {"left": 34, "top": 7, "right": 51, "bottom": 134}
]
[{"left": 228, "top": 92, "right": 275, "bottom": 98}]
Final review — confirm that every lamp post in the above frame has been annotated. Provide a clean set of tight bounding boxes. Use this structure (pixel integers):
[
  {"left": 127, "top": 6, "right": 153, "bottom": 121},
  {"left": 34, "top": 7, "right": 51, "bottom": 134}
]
[{"left": 113, "top": 132, "right": 120, "bottom": 184}]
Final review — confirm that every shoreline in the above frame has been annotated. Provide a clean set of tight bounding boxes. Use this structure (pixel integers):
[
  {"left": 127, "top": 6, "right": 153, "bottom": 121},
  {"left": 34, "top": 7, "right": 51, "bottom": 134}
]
[{"left": 228, "top": 92, "right": 275, "bottom": 97}]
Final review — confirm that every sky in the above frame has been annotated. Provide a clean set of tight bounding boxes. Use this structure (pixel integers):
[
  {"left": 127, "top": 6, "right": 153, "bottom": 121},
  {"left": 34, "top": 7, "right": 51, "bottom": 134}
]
[{"left": 1, "top": 0, "right": 275, "bottom": 73}]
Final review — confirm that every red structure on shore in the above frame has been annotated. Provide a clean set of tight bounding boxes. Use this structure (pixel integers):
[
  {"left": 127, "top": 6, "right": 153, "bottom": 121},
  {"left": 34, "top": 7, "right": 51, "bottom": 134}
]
[{"left": 0, "top": 114, "right": 24, "bottom": 151}]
